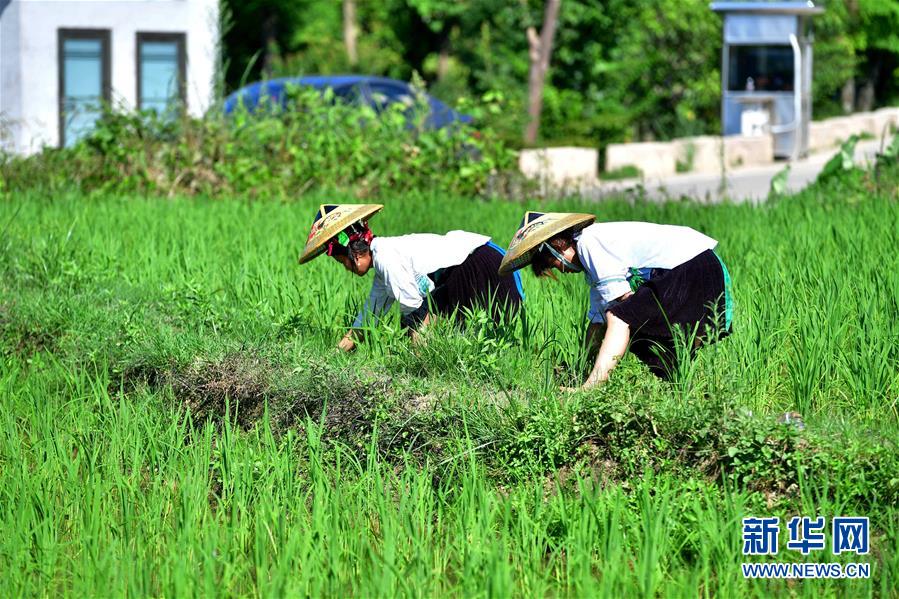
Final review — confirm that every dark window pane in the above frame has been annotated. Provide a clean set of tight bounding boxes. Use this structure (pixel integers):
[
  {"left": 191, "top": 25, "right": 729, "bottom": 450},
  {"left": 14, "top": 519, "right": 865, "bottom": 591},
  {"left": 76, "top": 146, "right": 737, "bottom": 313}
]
[
  {"left": 140, "top": 39, "right": 182, "bottom": 113},
  {"left": 62, "top": 37, "right": 105, "bottom": 147},
  {"left": 728, "top": 45, "right": 795, "bottom": 92}
]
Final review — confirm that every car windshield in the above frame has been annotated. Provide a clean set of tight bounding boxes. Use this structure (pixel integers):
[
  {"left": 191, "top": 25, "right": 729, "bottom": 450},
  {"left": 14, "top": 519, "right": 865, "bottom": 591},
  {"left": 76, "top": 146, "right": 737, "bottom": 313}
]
[
  {"left": 329, "top": 83, "right": 366, "bottom": 104},
  {"left": 366, "top": 83, "right": 416, "bottom": 113}
]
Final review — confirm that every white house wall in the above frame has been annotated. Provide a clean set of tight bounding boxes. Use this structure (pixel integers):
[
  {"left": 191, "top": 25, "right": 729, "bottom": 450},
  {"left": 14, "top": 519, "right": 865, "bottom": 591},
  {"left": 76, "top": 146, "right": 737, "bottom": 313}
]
[
  {"left": 1, "top": 0, "right": 218, "bottom": 153},
  {"left": 1, "top": 1, "right": 24, "bottom": 151}
]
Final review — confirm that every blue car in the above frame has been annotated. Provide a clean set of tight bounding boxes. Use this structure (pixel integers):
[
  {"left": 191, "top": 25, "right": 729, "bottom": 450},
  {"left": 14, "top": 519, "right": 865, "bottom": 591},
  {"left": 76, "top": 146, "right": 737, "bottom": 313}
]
[{"left": 223, "top": 75, "right": 473, "bottom": 131}]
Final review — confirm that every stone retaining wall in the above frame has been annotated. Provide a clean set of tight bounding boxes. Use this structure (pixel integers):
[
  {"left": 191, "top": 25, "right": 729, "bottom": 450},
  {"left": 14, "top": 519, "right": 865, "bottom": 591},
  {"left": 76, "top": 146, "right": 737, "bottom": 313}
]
[
  {"left": 602, "top": 107, "right": 897, "bottom": 180},
  {"left": 517, "top": 108, "right": 898, "bottom": 187},
  {"left": 808, "top": 107, "right": 899, "bottom": 152},
  {"left": 518, "top": 146, "right": 598, "bottom": 189},
  {"left": 604, "top": 134, "right": 774, "bottom": 179}
]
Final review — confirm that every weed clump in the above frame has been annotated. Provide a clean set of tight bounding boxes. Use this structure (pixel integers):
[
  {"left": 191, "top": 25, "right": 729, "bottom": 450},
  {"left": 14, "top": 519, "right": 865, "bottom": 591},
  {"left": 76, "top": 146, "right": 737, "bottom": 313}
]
[
  {"left": 171, "top": 354, "right": 274, "bottom": 429},
  {"left": 131, "top": 352, "right": 394, "bottom": 441},
  {"left": 485, "top": 379, "right": 897, "bottom": 509},
  {"left": 0, "top": 302, "right": 62, "bottom": 358}
]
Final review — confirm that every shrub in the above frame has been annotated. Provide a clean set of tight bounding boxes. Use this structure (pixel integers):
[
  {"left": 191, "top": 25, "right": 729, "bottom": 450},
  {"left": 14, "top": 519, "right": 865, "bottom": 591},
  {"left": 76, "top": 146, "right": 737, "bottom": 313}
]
[{"left": 0, "top": 87, "right": 517, "bottom": 200}]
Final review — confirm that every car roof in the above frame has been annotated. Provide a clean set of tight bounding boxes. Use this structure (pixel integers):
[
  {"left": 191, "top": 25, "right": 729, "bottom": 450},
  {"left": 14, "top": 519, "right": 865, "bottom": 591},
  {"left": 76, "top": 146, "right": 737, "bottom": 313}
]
[
  {"left": 223, "top": 76, "right": 410, "bottom": 109},
  {"left": 223, "top": 75, "right": 473, "bottom": 125},
  {"left": 236, "top": 75, "right": 410, "bottom": 94},
  {"left": 293, "top": 75, "right": 408, "bottom": 88}
]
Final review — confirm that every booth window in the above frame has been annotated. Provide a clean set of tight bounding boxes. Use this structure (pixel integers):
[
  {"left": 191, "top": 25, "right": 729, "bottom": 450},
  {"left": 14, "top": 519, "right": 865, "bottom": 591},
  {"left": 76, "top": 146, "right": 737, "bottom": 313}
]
[
  {"left": 137, "top": 33, "right": 186, "bottom": 114},
  {"left": 728, "top": 45, "right": 794, "bottom": 92},
  {"left": 58, "top": 29, "right": 110, "bottom": 148}
]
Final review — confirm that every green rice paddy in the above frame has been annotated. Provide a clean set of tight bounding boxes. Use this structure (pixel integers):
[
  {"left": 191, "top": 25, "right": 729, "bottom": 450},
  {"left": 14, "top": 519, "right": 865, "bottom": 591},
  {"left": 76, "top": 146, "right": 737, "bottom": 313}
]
[{"left": 1, "top": 174, "right": 897, "bottom": 596}]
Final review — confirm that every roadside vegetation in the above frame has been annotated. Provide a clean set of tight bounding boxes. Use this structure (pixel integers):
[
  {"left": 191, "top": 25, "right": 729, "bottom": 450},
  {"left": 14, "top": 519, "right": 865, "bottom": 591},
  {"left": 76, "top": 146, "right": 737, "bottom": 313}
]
[
  {"left": 0, "top": 89, "right": 516, "bottom": 200},
  {"left": 1, "top": 148, "right": 897, "bottom": 595},
  {"left": 224, "top": 0, "right": 899, "bottom": 147}
]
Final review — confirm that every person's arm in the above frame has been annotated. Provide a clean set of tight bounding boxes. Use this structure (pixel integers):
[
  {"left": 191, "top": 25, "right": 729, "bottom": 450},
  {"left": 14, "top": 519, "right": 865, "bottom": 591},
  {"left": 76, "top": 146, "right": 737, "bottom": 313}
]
[
  {"left": 585, "top": 285, "right": 633, "bottom": 351},
  {"left": 380, "top": 249, "right": 432, "bottom": 336},
  {"left": 576, "top": 230, "right": 635, "bottom": 387},
  {"left": 582, "top": 290, "right": 634, "bottom": 387},
  {"left": 583, "top": 311, "right": 630, "bottom": 388},
  {"left": 339, "top": 276, "right": 393, "bottom": 352}
]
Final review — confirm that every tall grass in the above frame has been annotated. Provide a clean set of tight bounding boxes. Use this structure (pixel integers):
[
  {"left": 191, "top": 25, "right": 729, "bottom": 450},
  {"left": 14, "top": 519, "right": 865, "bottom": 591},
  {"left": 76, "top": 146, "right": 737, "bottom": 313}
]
[
  {"left": 0, "top": 358, "right": 889, "bottom": 597},
  {"left": 0, "top": 166, "right": 897, "bottom": 595}
]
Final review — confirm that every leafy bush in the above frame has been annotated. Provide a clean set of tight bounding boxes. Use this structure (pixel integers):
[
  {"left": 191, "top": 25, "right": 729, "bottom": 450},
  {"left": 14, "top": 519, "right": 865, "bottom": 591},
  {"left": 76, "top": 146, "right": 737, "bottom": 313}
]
[{"left": 0, "top": 88, "right": 517, "bottom": 199}]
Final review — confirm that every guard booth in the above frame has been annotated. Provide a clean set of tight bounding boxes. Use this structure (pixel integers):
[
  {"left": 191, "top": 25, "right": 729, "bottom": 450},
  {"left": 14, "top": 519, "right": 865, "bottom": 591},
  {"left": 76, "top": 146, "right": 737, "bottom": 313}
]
[{"left": 711, "top": 2, "right": 823, "bottom": 160}]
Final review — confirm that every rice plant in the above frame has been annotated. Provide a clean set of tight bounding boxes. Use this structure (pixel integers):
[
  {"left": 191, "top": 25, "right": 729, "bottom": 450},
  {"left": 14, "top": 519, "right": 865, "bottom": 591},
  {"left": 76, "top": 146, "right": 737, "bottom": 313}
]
[{"left": 0, "top": 166, "right": 897, "bottom": 596}]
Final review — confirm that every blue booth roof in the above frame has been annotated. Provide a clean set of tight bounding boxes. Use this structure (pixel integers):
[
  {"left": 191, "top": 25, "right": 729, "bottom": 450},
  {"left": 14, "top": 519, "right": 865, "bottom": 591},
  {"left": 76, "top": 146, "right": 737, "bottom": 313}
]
[{"left": 710, "top": 2, "right": 823, "bottom": 15}]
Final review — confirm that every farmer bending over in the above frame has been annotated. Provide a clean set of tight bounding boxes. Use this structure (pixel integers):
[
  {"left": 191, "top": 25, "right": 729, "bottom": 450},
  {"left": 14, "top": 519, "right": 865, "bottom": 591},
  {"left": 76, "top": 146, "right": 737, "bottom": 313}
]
[
  {"left": 499, "top": 212, "right": 732, "bottom": 386},
  {"left": 299, "top": 204, "right": 524, "bottom": 351}
]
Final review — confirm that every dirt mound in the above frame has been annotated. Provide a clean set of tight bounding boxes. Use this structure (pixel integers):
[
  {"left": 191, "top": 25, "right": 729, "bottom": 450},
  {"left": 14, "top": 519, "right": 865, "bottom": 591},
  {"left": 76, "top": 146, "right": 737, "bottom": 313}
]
[
  {"left": 171, "top": 354, "right": 273, "bottom": 429},
  {"left": 136, "top": 353, "right": 393, "bottom": 438}
]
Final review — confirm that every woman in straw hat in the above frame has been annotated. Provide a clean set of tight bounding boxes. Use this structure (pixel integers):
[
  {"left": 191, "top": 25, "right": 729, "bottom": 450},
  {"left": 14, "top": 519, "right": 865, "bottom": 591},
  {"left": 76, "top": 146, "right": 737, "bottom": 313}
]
[
  {"left": 299, "top": 204, "right": 524, "bottom": 351},
  {"left": 499, "top": 212, "right": 732, "bottom": 386}
]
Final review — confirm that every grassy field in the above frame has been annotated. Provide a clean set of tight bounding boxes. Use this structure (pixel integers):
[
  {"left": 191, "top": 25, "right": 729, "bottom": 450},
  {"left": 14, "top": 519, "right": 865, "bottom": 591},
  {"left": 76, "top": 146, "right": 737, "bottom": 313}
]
[{"left": 1, "top": 168, "right": 897, "bottom": 596}]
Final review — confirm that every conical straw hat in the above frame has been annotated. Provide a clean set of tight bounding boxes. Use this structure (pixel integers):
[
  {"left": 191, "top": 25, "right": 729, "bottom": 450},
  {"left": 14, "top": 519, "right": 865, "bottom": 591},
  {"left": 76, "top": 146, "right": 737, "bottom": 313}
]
[
  {"left": 298, "top": 203, "right": 383, "bottom": 264},
  {"left": 498, "top": 211, "right": 595, "bottom": 275}
]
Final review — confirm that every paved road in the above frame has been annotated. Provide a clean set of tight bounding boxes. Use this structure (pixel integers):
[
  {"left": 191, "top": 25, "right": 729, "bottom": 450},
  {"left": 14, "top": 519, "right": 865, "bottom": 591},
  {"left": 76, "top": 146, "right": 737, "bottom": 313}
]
[{"left": 586, "top": 138, "right": 887, "bottom": 203}]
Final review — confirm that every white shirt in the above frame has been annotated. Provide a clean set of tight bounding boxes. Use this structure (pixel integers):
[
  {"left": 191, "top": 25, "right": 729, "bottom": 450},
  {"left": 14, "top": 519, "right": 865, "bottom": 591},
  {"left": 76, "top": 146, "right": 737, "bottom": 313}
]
[
  {"left": 352, "top": 231, "right": 490, "bottom": 327},
  {"left": 576, "top": 222, "right": 717, "bottom": 324}
]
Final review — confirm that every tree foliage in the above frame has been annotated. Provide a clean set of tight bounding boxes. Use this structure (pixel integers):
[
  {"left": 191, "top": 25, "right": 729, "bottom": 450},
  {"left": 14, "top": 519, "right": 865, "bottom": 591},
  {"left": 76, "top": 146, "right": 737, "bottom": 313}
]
[{"left": 221, "top": 0, "right": 899, "bottom": 148}]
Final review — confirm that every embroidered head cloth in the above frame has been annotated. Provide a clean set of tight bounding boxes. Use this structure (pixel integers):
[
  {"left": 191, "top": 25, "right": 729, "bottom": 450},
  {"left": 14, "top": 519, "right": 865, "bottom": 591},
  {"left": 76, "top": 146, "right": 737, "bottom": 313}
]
[{"left": 325, "top": 221, "right": 374, "bottom": 257}]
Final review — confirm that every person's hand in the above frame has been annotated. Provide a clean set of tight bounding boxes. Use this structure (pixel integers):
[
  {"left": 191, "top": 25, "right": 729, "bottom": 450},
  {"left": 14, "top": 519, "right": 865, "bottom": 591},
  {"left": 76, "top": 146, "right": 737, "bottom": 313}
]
[
  {"left": 410, "top": 328, "right": 425, "bottom": 347},
  {"left": 410, "top": 312, "right": 433, "bottom": 347},
  {"left": 337, "top": 333, "right": 356, "bottom": 353},
  {"left": 581, "top": 376, "right": 602, "bottom": 390},
  {"left": 559, "top": 380, "right": 601, "bottom": 393}
]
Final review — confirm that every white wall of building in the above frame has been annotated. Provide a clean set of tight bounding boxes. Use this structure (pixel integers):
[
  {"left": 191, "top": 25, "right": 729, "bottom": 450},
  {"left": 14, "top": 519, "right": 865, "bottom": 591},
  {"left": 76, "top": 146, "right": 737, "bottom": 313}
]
[{"left": 1, "top": 0, "right": 219, "bottom": 154}]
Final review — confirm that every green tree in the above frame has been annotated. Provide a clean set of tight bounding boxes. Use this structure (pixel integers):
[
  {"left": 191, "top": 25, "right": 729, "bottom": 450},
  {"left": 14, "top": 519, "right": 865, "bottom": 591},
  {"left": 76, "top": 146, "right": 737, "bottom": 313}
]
[
  {"left": 811, "top": 0, "right": 857, "bottom": 118},
  {"left": 853, "top": 0, "right": 899, "bottom": 109},
  {"left": 268, "top": 0, "right": 412, "bottom": 79},
  {"left": 219, "top": 0, "right": 899, "bottom": 147},
  {"left": 605, "top": 0, "right": 721, "bottom": 141},
  {"left": 222, "top": 0, "right": 307, "bottom": 87}
]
